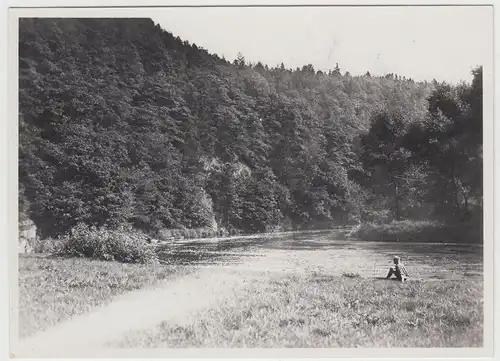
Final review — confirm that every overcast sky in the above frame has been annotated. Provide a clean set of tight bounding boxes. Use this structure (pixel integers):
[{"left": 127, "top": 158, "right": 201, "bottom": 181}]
[{"left": 151, "top": 6, "right": 492, "bottom": 84}]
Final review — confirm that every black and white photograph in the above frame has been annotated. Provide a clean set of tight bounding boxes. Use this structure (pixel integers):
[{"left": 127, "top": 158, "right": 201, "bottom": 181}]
[{"left": 7, "top": 2, "right": 495, "bottom": 358}]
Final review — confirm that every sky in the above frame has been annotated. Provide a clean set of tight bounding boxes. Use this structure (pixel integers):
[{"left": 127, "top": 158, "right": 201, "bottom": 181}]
[{"left": 151, "top": 6, "right": 492, "bottom": 84}]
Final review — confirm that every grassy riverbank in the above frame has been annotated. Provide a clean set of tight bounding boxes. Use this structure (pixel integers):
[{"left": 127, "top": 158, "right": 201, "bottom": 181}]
[
  {"left": 352, "top": 220, "right": 483, "bottom": 244},
  {"left": 18, "top": 231, "right": 483, "bottom": 348},
  {"left": 113, "top": 273, "right": 483, "bottom": 348}
]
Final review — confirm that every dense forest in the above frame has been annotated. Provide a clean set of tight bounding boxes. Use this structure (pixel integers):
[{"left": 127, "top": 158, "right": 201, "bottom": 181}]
[{"left": 19, "top": 18, "right": 483, "bottom": 242}]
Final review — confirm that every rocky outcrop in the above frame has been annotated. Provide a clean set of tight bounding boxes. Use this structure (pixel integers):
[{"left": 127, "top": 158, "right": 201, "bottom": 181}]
[{"left": 19, "top": 218, "right": 37, "bottom": 253}]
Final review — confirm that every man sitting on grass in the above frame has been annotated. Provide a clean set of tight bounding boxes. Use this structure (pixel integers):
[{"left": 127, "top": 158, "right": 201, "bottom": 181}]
[{"left": 386, "top": 256, "right": 410, "bottom": 282}]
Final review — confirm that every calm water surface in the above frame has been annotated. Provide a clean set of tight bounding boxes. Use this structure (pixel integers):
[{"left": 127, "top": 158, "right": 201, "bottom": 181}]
[{"left": 156, "top": 229, "right": 483, "bottom": 280}]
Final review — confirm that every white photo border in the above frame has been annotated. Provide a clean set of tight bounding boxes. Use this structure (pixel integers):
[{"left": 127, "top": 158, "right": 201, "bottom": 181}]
[{"left": 2, "top": 1, "right": 496, "bottom": 360}]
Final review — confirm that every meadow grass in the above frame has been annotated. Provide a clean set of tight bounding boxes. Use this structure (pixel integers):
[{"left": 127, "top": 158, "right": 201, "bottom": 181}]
[
  {"left": 18, "top": 254, "right": 189, "bottom": 338},
  {"left": 113, "top": 273, "right": 483, "bottom": 348}
]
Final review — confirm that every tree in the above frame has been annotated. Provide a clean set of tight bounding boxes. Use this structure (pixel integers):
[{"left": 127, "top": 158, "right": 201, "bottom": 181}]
[
  {"left": 407, "top": 67, "right": 483, "bottom": 222},
  {"left": 332, "top": 63, "right": 341, "bottom": 76},
  {"left": 234, "top": 52, "right": 246, "bottom": 68},
  {"left": 360, "top": 108, "right": 413, "bottom": 220}
]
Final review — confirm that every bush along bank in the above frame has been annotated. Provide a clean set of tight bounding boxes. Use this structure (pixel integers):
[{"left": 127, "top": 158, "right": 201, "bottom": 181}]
[
  {"left": 351, "top": 219, "right": 483, "bottom": 244},
  {"left": 55, "top": 223, "right": 158, "bottom": 264}
]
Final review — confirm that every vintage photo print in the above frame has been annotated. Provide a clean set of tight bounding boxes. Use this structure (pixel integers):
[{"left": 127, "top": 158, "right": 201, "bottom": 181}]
[{"left": 6, "top": 1, "right": 495, "bottom": 359}]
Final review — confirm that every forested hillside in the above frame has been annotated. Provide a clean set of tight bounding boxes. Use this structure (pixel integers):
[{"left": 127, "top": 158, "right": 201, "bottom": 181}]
[{"left": 19, "top": 18, "right": 482, "bottom": 241}]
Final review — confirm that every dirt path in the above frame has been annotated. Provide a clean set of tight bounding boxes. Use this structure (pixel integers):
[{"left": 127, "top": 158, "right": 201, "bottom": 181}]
[{"left": 16, "top": 271, "right": 252, "bottom": 356}]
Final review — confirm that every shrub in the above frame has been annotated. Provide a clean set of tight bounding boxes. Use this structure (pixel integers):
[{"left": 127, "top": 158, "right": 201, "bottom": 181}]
[
  {"left": 157, "top": 227, "right": 222, "bottom": 240},
  {"left": 33, "top": 238, "right": 65, "bottom": 254},
  {"left": 352, "top": 219, "right": 483, "bottom": 243},
  {"left": 58, "top": 223, "right": 158, "bottom": 263}
]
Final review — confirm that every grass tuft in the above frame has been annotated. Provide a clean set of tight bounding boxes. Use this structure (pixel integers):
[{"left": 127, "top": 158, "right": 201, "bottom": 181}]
[{"left": 342, "top": 272, "right": 361, "bottom": 279}]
